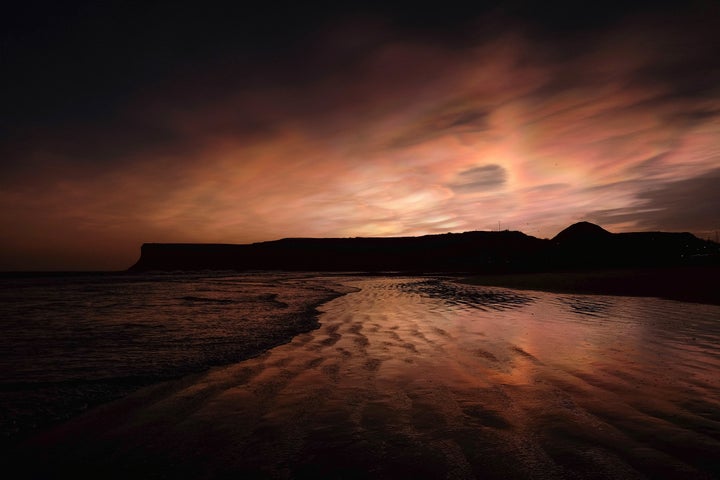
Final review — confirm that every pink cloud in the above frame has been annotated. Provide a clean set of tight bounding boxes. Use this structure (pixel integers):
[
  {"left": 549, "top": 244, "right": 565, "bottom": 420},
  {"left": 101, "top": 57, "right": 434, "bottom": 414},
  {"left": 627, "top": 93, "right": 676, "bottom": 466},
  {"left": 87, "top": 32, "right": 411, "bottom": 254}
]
[{"left": 2, "top": 11, "right": 719, "bottom": 269}]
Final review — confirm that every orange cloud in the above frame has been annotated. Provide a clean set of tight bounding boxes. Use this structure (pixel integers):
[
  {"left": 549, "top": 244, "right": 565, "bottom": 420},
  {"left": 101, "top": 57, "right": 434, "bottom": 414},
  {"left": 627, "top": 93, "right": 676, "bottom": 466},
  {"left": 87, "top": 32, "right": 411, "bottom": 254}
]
[{"left": 2, "top": 9, "right": 719, "bottom": 269}]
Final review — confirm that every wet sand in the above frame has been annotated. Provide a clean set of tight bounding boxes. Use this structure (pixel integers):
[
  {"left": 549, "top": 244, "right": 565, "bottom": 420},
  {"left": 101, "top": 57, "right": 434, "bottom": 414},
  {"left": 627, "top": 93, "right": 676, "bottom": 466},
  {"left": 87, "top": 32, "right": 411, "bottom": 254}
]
[
  {"left": 463, "top": 266, "right": 720, "bottom": 306},
  {"left": 11, "top": 277, "right": 720, "bottom": 479}
]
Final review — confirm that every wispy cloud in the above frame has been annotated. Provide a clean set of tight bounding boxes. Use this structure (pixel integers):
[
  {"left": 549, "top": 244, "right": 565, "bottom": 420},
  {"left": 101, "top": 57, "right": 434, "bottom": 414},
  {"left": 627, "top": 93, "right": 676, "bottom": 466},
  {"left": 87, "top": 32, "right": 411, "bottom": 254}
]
[
  {"left": 1, "top": 5, "right": 719, "bottom": 268},
  {"left": 449, "top": 165, "right": 507, "bottom": 193}
]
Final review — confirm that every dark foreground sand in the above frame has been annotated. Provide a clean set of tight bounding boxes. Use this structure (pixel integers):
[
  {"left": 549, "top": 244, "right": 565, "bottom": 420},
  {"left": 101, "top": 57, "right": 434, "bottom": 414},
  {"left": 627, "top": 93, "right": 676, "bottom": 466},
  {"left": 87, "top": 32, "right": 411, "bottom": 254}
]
[
  {"left": 9, "top": 277, "right": 720, "bottom": 479},
  {"left": 463, "top": 266, "right": 720, "bottom": 306}
]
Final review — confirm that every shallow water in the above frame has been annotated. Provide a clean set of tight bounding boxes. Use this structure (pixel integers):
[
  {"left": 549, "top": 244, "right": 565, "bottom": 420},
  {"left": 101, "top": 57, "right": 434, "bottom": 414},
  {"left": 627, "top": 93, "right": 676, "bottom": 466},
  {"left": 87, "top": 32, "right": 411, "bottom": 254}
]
[
  {"left": 11, "top": 276, "right": 720, "bottom": 479},
  {"left": 0, "top": 272, "right": 348, "bottom": 444}
]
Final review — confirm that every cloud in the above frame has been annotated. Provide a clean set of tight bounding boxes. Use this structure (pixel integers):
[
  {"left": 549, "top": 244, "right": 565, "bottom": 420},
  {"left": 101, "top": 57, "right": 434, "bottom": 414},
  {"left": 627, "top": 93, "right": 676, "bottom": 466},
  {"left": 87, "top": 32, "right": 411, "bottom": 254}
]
[
  {"left": 449, "top": 165, "right": 507, "bottom": 193},
  {"left": 587, "top": 168, "right": 720, "bottom": 236},
  {"left": 387, "top": 105, "right": 490, "bottom": 148},
  {"left": 2, "top": 4, "right": 720, "bottom": 268}
]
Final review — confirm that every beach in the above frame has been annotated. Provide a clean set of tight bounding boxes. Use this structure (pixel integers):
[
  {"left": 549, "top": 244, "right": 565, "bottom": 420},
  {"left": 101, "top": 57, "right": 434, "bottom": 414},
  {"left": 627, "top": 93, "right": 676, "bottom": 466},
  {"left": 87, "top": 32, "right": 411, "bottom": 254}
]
[
  {"left": 9, "top": 276, "right": 720, "bottom": 479},
  {"left": 462, "top": 266, "right": 720, "bottom": 306}
]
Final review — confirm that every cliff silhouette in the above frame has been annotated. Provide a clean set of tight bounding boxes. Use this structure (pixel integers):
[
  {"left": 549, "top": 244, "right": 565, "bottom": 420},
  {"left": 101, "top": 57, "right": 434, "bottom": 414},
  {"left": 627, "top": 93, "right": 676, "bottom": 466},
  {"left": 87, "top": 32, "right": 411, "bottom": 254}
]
[{"left": 128, "top": 222, "right": 719, "bottom": 273}]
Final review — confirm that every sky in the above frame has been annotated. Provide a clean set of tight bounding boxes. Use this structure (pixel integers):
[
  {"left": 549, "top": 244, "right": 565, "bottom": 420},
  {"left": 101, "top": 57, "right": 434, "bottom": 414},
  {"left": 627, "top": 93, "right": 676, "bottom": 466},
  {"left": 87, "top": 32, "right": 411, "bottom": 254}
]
[{"left": 2, "top": 0, "right": 719, "bottom": 270}]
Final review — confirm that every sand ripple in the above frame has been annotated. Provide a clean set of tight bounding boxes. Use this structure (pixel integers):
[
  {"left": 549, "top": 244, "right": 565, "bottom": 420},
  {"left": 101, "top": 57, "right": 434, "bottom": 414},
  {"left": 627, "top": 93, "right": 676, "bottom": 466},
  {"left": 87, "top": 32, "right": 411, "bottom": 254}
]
[{"left": 13, "top": 277, "right": 720, "bottom": 479}]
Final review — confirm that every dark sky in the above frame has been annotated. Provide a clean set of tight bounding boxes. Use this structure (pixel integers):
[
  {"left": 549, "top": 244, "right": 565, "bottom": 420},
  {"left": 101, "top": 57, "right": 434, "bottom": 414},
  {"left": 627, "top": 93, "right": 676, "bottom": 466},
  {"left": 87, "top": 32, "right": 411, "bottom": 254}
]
[{"left": 2, "top": 0, "right": 719, "bottom": 269}]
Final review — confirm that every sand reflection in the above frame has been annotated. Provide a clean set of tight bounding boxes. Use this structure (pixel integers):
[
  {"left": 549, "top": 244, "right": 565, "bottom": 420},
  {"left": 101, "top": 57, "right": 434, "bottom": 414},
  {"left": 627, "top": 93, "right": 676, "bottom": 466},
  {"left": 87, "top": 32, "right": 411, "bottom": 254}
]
[{"left": 15, "top": 277, "right": 720, "bottom": 479}]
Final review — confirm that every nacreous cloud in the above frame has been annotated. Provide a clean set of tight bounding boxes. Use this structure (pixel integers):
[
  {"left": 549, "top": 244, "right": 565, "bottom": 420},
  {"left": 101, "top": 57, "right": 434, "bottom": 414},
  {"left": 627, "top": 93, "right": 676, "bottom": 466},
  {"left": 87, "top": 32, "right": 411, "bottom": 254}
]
[
  {"left": 588, "top": 168, "right": 720, "bottom": 239},
  {"left": 449, "top": 165, "right": 507, "bottom": 193},
  {"left": 1, "top": 5, "right": 719, "bottom": 269}
]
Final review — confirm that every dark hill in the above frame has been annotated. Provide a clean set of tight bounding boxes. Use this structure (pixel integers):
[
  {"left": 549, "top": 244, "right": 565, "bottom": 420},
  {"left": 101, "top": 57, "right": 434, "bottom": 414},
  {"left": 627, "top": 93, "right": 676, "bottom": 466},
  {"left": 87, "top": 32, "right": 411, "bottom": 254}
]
[
  {"left": 552, "top": 221, "right": 612, "bottom": 244},
  {"left": 128, "top": 224, "right": 719, "bottom": 272},
  {"left": 549, "top": 222, "right": 715, "bottom": 269},
  {"left": 129, "top": 231, "right": 548, "bottom": 273}
]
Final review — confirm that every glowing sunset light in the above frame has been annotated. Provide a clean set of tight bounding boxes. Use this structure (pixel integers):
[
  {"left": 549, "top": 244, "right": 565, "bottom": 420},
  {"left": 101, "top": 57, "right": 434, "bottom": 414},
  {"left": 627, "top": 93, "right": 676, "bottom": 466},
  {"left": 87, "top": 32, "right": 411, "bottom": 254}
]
[{"left": 2, "top": 1, "right": 719, "bottom": 269}]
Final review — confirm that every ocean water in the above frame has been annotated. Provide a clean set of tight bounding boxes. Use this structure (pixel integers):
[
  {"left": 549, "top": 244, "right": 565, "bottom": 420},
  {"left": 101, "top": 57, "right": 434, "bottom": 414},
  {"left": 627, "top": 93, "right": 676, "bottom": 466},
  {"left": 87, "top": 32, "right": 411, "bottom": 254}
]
[
  {"left": 0, "top": 271, "right": 349, "bottom": 445},
  {"left": 4, "top": 273, "right": 720, "bottom": 478}
]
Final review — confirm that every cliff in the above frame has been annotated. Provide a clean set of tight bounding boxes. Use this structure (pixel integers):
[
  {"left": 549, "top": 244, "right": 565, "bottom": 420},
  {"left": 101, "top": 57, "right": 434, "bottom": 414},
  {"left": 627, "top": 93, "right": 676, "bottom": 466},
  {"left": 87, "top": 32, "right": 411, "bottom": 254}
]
[
  {"left": 129, "top": 230, "right": 548, "bottom": 272},
  {"left": 128, "top": 223, "right": 719, "bottom": 272}
]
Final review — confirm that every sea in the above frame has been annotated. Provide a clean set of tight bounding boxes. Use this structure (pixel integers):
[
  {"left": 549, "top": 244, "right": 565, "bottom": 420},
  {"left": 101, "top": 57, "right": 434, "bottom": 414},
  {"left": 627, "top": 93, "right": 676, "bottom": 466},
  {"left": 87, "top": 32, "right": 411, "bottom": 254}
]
[
  {"left": 2, "top": 271, "right": 720, "bottom": 478},
  {"left": 0, "top": 271, "right": 351, "bottom": 446}
]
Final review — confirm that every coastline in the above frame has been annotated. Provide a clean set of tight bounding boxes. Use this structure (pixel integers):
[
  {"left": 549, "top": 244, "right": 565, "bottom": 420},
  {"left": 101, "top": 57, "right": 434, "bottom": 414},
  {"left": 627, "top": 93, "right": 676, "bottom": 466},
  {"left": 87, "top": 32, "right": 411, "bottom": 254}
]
[
  {"left": 0, "top": 273, "right": 356, "bottom": 451},
  {"left": 460, "top": 265, "right": 720, "bottom": 306},
  {"left": 8, "top": 276, "right": 719, "bottom": 479}
]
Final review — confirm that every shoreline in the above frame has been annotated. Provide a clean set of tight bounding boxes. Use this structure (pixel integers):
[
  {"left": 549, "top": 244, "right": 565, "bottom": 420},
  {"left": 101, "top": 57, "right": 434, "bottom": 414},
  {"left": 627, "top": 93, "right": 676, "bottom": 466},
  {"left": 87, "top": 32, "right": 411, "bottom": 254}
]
[
  {"left": 460, "top": 265, "right": 720, "bottom": 305},
  {"left": 0, "top": 274, "right": 356, "bottom": 451},
  {"left": 6, "top": 276, "right": 720, "bottom": 479}
]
